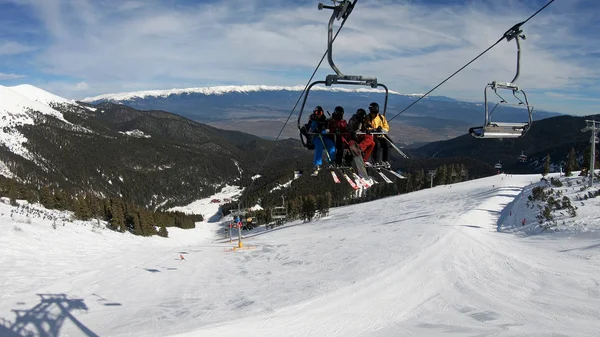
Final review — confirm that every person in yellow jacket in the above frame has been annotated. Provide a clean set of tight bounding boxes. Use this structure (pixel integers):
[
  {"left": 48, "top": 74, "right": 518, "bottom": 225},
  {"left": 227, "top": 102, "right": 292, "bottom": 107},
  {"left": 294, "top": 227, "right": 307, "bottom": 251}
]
[{"left": 365, "top": 102, "right": 390, "bottom": 168}]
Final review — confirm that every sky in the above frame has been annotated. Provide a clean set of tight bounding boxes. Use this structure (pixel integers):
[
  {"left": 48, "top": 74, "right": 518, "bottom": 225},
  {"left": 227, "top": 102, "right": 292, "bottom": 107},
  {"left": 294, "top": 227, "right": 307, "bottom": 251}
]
[{"left": 0, "top": 0, "right": 599, "bottom": 115}]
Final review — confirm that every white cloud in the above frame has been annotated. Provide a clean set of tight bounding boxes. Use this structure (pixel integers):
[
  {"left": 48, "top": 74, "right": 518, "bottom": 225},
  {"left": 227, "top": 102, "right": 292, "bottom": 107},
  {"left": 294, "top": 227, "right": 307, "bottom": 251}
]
[
  {"left": 0, "top": 41, "right": 36, "bottom": 55},
  {"left": 73, "top": 82, "right": 88, "bottom": 91},
  {"left": 0, "top": 72, "right": 25, "bottom": 80},
  {"left": 8, "top": 0, "right": 600, "bottom": 114}
]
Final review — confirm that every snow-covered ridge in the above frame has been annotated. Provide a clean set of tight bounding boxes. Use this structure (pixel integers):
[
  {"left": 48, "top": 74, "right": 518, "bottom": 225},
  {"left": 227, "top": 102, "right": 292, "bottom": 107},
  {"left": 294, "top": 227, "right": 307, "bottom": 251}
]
[
  {"left": 0, "top": 84, "right": 89, "bottom": 170},
  {"left": 9, "top": 84, "right": 77, "bottom": 106},
  {"left": 81, "top": 85, "right": 425, "bottom": 102},
  {"left": 119, "top": 129, "right": 151, "bottom": 138},
  {"left": 0, "top": 85, "right": 65, "bottom": 118}
]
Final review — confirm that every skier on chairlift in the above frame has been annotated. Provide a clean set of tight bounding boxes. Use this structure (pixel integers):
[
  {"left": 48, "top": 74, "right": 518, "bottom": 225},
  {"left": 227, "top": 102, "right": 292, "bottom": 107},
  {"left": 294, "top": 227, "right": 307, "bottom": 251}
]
[
  {"left": 347, "top": 108, "right": 375, "bottom": 164},
  {"left": 308, "top": 106, "right": 336, "bottom": 175},
  {"left": 328, "top": 106, "right": 348, "bottom": 167},
  {"left": 365, "top": 102, "right": 391, "bottom": 168}
]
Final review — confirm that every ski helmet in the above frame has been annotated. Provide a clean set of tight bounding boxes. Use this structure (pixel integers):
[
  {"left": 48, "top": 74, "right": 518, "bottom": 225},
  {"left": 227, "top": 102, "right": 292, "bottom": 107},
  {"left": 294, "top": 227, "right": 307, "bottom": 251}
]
[
  {"left": 356, "top": 108, "right": 367, "bottom": 120},
  {"left": 332, "top": 106, "right": 344, "bottom": 120},
  {"left": 368, "top": 102, "right": 379, "bottom": 114},
  {"left": 313, "top": 105, "right": 324, "bottom": 116}
]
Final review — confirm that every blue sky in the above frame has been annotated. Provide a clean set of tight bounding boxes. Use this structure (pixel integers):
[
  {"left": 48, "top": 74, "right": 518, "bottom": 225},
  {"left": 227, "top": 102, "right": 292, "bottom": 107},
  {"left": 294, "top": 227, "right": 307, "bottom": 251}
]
[{"left": 0, "top": 0, "right": 599, "bottom": 116}]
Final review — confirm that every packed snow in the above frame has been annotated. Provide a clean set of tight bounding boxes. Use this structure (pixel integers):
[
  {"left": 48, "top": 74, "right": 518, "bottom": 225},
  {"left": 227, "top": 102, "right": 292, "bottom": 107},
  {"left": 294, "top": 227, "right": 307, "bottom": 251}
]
[
  {"left": 80, "top": 85, "right": 424, "bottom": 102},
  {"left": 1, "top": 173, "right": 600, "bottom": 337},
  {"left": 168, "top": 185, "right": 243, "bottom": 221}
]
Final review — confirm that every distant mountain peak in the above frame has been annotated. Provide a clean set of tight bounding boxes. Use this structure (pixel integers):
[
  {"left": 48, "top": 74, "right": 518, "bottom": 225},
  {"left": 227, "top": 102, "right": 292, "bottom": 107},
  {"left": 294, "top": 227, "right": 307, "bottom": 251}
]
[
  {"left": 0, "top": 84, "right": 83, "bottom": 163},
  {"left": 80, "top": 84, "right": 425, "bottom": 102},
  {"left": 10, "top": 84, "right": 78, "bottom": 106}
]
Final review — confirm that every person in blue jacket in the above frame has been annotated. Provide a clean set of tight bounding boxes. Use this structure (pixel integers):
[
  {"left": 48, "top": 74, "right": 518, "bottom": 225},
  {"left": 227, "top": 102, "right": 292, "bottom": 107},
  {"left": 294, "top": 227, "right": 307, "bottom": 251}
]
[{"left": 309, "top": 106, "right": 335, "bottom": 175}]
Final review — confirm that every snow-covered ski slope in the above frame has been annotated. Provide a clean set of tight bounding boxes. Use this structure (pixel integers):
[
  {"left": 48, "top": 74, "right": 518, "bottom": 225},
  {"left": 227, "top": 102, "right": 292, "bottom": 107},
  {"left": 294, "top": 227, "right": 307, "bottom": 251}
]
[{"left": 1, "top": 174, "right": 600, "bottom": 337}]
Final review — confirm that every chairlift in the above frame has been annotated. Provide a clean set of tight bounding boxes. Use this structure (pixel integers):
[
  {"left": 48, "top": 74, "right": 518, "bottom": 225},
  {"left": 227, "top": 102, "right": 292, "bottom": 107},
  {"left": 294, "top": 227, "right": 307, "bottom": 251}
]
[
  {"left": 495, "top": 161, "right": 503, "bottom": 170},
  {"left": 470, "top": 24, "right": 533, "bottom": 139},
  {"left": 297, "top": 0, "right": 389, "bottom": 142},
  {"left": 270, "top": 196, "right": 287, "bottom": 220},
  {"left": 268, "top": 196, "right": 287, "bottom": 229},
  {"left": 518, "top": 150, "right": 527, "bottom": 162}
]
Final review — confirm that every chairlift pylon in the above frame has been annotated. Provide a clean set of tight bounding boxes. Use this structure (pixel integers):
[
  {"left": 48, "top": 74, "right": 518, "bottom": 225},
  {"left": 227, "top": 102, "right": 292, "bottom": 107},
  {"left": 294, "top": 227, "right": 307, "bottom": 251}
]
[
  {"left": 470, "top": 24, "right": 534, "bottom": 139},
  {"left": 296, "top": 0, "right": 389, "bottom": 131}
]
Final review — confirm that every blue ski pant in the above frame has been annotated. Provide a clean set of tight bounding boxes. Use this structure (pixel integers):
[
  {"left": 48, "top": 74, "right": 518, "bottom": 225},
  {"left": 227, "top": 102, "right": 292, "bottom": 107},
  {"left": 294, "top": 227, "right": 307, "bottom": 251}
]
[{"left": 313, "top": 135, "right": 336, "bottom": 166}]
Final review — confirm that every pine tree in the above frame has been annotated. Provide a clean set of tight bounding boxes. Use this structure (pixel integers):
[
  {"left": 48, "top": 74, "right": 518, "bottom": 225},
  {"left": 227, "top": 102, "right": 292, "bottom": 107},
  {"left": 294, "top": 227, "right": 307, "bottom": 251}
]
[
  {"left": 404, "top": 173, "right": 413, "bottom": 193},
  {"left": 543, "top": 154, "right": 551, "bottom": 176},
  {"left": 566, "top": 147, "right": 576, "bottom": 177},
  {"left": 583, "top": 146, "right": 591, "bottom": 173},
  {"left": 460, "top": 164, "right": 468, "bottom": 181},
  {"left": 40, "top": 186, "right": 54, "bottom": 208},
  {"left": 434, "top": 165, "right": 447, "bottom": 186},
  {"left": 75, "top": 195, "right": 92, "bottom": 220},
  {"left": 301, "top": 195, "right": 317, "bottom": 222},
  {"left": 414, "top": 170, "right": 425, "bottom": 190},
  {"left": 158, "top": 226, "right": 168, "bottom": 238},
  {"left": 25, "top": 189, "right": 38, "bottom": 204},
  {"left": 8, "top": 181, "right": 17, "bottom": 206},
  {"left": 109, "top": 199, "right": 126, "bottom": 232}
]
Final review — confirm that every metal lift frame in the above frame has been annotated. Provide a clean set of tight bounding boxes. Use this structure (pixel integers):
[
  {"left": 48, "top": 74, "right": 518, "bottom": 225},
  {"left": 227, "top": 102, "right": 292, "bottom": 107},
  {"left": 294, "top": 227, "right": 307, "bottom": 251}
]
[
  {"left": 469, "top": 24, "right": 534, "bottom": 139},
  {"left": 296, "top": 0, "right": 389, "bottom": 131}
]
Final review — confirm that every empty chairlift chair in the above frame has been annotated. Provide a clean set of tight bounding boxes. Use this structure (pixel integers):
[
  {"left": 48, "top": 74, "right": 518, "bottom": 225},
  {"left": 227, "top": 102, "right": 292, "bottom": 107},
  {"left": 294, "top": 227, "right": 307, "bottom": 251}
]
[
  {"left": 268, "top": 197, "right": 287, "bottom": 229},
  {"left": 470, "top": 24, "right": 534, "bottom": 139}
]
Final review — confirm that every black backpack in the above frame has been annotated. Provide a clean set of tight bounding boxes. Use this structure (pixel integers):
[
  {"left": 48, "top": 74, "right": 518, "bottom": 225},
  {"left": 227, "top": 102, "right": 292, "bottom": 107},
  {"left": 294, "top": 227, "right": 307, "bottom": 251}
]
[{"left": 300, "top": 123, "right": 315, "bottom": 150}]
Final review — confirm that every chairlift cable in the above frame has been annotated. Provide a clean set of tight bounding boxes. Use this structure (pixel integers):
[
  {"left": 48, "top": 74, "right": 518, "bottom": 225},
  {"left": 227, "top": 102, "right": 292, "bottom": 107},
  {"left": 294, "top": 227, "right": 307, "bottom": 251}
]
[
  {"left": 240, "top": 2, "right": 354, "bottom": 200},
  {"left": 387, "top": 0, "right": 555, "bottom": 123}
]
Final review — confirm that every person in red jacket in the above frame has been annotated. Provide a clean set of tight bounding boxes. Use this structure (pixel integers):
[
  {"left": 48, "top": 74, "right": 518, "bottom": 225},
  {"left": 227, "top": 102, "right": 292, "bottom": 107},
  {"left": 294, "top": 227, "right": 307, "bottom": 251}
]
[
  {"left": 347, "top": 108, "right": 375, "bottom": 164},
  {"left": 328, "top": 106, "right": 348, "bottom": 166}
]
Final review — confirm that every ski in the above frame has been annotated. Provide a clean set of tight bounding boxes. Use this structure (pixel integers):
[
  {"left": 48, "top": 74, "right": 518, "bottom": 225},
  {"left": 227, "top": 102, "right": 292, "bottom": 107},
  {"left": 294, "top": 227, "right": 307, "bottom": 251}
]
[
  {"left": 384, "top": 168, "right": 407, "bottom": 179},
  {"left": 355, "top": 132, "right": 409, "bottom": 159},
  {"left": 352, "top": 172, "right": 372, "bottom": 188},
  {"left": 330, "top": 170, "right": 341, "bottom": 183},
  {"left": 382, "top": 135, "right": 410, "bottom": 159},
  {"left": 347, "top": 142, "right": 369, "bottom": 179},
  {"left": 375, "top": 169, "right": 394, "bottom": 183},
  {"left": 343, "top": 173, "right": 360, "bottom": 190}
]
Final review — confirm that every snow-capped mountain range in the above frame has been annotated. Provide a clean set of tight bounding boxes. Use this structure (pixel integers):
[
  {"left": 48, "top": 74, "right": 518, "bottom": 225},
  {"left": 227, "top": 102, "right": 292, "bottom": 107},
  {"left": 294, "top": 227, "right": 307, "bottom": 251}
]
[
  {"left": 81, "top": 84, "right": 425, "bottom": 102},
  {"left": 78, "top": 84, "right": 563, "bottom": 145}
]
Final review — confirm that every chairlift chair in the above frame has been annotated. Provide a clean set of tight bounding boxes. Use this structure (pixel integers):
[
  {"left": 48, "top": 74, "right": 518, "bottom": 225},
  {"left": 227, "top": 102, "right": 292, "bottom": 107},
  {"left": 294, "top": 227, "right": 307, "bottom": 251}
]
[
  {"left": 268, "top": 196, "right": 287, "bottom": 229},
  {"left": 271, "top": 207, "right": 287, "bottom": 220},
  {"left": 297, "top": 0, "right": 389, "bottom": 142},
  {"left": 470, "top": 24, "right": 534, "bottom": 139},
  {"left": 518, "top": 150, "right": 527, "bottom": 162},
  {"left": 495, "top": 161, "right": 502, "bottom": 170}
]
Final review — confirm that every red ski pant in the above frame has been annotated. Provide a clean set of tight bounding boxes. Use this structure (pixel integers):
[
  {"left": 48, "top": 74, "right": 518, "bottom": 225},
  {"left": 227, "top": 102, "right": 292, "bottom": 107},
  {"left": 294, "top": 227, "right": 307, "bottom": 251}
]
[{"left": 355, "top": 135, "right": 375, "bottom": 162}]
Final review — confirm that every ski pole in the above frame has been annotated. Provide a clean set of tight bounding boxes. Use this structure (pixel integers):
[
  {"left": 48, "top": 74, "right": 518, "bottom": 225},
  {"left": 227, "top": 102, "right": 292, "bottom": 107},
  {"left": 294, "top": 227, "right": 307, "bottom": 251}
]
[{"left": 317, "top": 134, "right": 333, "bottom": 164}]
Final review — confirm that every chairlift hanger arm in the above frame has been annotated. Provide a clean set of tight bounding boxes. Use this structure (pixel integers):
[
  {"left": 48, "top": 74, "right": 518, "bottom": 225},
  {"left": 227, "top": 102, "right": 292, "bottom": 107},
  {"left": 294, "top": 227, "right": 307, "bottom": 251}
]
[{"left": 318, "top": 0, "right": 358, "bottom": 77}]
